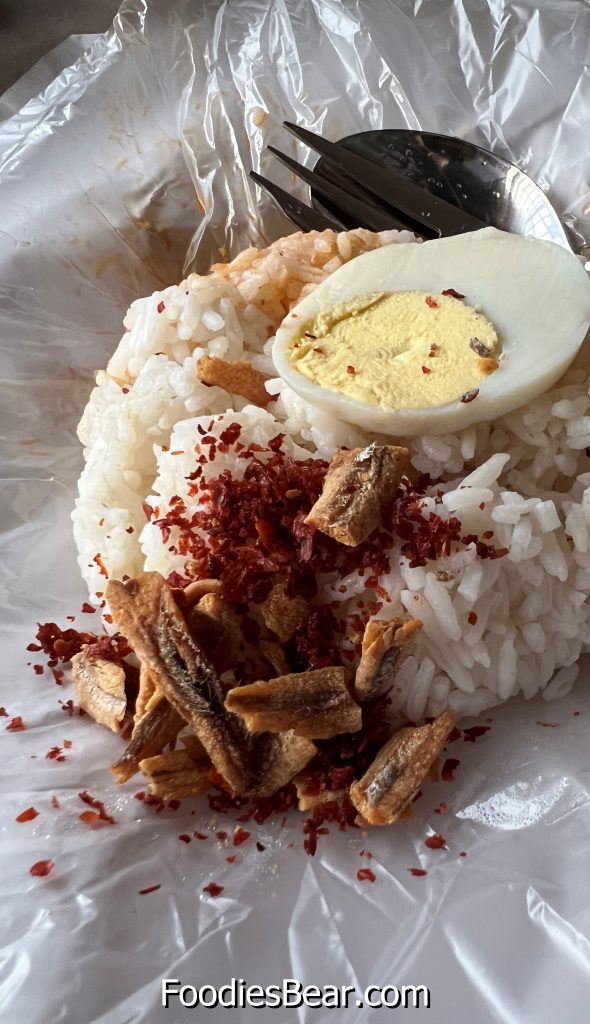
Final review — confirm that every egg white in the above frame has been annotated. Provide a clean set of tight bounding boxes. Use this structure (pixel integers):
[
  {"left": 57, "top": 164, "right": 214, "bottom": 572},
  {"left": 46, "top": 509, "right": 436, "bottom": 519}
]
[{"left": 272, "top": 227, "right": 590, "bottom": 436}]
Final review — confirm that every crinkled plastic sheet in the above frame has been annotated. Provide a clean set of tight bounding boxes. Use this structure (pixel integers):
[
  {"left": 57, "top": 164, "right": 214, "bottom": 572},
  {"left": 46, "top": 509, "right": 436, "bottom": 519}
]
[{"left": 1, "top": 2, "right": 590, "bottom": 1021}]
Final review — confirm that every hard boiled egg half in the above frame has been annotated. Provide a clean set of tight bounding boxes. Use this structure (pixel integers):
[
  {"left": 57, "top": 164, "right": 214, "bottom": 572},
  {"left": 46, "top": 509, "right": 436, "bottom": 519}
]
[{"left": 272, "top": 227, "right": 590, "bottom": 436}]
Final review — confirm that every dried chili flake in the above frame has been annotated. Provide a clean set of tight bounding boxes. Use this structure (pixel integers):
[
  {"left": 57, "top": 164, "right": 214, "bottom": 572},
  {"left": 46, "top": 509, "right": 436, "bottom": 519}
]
[
  {"left": 81, "top": 602, "right": 95, "bottom": 614},
  {"left": 93, "top": 553, "right": 109, "bottom": 579},
  {"left": 434, "top": 802, "right": 448, "bottom": 815},
  {"left": 168, "top": 799, "right": 181, "bottom": 811},
  {"left": 16, "top": 807, "right": 39, "bottom": 823},
  {"left": 357, "top": 867, "right": 376, "bottom": 883},
  {"left": 33, "top": 664, "right": 43, "bottom": 675},
  {"left": 30, "top": 859, "right": 54, "bottom": 878},
  {"left": 463, "top": 725, "right": 490, "bottom": 742},
  {"left": 256, "top": 842, "right": 266, "bottom": 852},
  {"left": 232, "top": 827, "right": 251, "bottom": 847},
  {"left": 0, "top": 707, "right": 7, "bottom": 717},
  {"left": 459, "top": 851, "right": 467, "bottom": 858},
  {"left": 203, "top": 883, "right": 224, "bottom": 898},
  {"left": 313, "top": 347, "right": 324, "bottom": 354},
  {"left": 226, "top": 855, "right": 237, "bottom": 863},
  {"left": 51, "top": 796, "right": 60, "bottom": 810},
  {"left": 425, "top": 832, "right": 447, "bottom": 850},
  {"left": 447, "top": 726, "right": 461, "bottom": 743},
  {"left": 178, "top": 834, "right": 192, "bottom": 844},
  {"left": 194, "top": 831, "right": 208, "bottom": 840},
  {"left": 157, "top": 301, "right": 165, "bottom": 313},
  {"left": 346, "top": 365, "right": 356, "bottom": 375},
  {"left": 441, "top": 758, "right": 460, "bottom": 782},
  {"left": 425, "top": 296, "right": 438, "bottom": 308},
  {"left": 219, "top": 422, "right": 242, "bottom": 446},
  {"left": 79, "top": 811, "right": 102, "bottom": 826},
  {"left": 482, "top": 530, "right": 494, "bottom": 539},
  {"left": 6, "top": 716, "right": 25, "bottom": 732},
  {"left": 78, "top": 790, "right": 116, "bottom": 824},
  {"left": 442, "top": 288, "right": 465, "bottom": 299},
  {"left": 46, "top": 746, "right": 66, "bottom": 762},
  {"left": 408, "top": 868, "right": 427, "bottom": 877},
  {"left": 467, "top": 611, "right": 478, "bottom": 626},
  {"left": 216, "top": 830, "right": 228, "bottom": 842},
  {"left": 138, "top": 884, "right": 161, "bottom": 895},
  {"left": 421, "top": 366, "right": 432, "bottom": 374},
  {"left": 52, "top": 669, "right": 64, "bottom": 686}
]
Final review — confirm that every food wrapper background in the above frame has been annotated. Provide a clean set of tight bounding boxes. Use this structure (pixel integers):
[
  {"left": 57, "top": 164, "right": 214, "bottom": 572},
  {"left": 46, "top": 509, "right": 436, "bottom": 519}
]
[{"left": 1, "top": 1, "right": 590, "bottom": 1020}]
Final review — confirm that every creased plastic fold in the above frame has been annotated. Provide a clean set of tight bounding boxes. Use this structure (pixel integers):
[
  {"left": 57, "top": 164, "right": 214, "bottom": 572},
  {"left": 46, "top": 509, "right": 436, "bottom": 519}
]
[{"left": 1, "top": 2, "right": 590, "bottom": 1022}]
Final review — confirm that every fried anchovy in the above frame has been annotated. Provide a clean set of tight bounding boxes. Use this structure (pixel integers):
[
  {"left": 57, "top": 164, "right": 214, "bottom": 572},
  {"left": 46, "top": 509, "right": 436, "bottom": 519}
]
[
  {"left": 111, "top": 695, "right": 185, "bottom": 783},
  {"left": 305, "top": 443, "right": 409, "bottom": 547},
  {"left": 353, "top": 618, "right": 422, "bottom": 703},
  {"left": 349, "top": 711, "right": 457, "bottom": 825},
  {"left": 225, "top": 666, "right": 361, "bottom": 740},
  {"left": 139, "top": 749, "right": 211, "bottom": 800},
  {"left": 71, "top": 650, "right": 127, "bottom": 732},
  {"left": 107, "top": 573, "right": 253, "bottom": 793}
]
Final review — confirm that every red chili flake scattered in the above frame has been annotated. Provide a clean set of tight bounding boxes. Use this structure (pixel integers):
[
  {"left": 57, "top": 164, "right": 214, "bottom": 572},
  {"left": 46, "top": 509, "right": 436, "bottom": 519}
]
[
  {"left": 216, "top": 830, "right": 228, "bottom": 842},
  {"left": 459, "top": 851, "right": 467, "bottom": 858},
  {"left": 357, "top": 868, "right": 376, "bottom": 883},
  {"left": 425, "top": 833, "right": 447, "bottom": 850},
  {"left": 463, "top": 726, "right": 490, "bottom": 742},
  {"left": 226, "top": 854, "right": 237, "bottom": 863},
  {"left": 0, "top": 707, "right": 7, "bottom": 717},
  {"left": 6, "top": 716, "right": 26, "bottom": 732},
  {"left": 59, "top": 699, "right": 77, "bottom": 717},
  {"left": 78, "top": 790, "right": 116, "bottom": 824},
  {"left": 51, "top": 796, "right": 60, "bottom": 810},
  {"left": 442, "top": 288, "right": 465, "bottom": 299},
  {"left": 81, "top": 602, "right": 95, "bottom": 614},
  {"left": 408, "top": 868, "right": 427, "bottom": 877},
  {"left": 79, "top": 811, "right": 101, "bottom": 826},
  {"left": 194, "top": 831, "right": 208, "bottom": 840},
  {"left": 233, "top": 827, "right": 251, "bottom": 847},
  {"left": 313, "top": 347, "right": 324, "bottom": 354},
  {"left": 434, "top": 802, "right": 448, "bottom": 815},
  {"left": 467, "top": 611, "right": 478, "bottom": 626},
  {"left": 16, "top": 806, "right": 39, "bottom": 823},
  {"left": 421, "top": 366, "right": 432, "bottom": 374},
  {"left": 138, "top": 884, "right": 161, "bottom": 895},
  {"left": 573, "top": 711, "right": 581, "bottom": 717},
  {"left": 447, "top": 726, "right": 461, "bottom": 743},
  {"left": 93, "top": 553, "right": 109, "bottom": 579},
  {"left": 441, "top": 758, "right": 460, "bottom": 782},
  {"left": 64, "top": 740, "right": 72, "bottom": 749},
  {"left": 26, "top": 642, "right": 42, "bottom": 652},
  {"left": 460, "top": 388, "right": 479, "bottom": 403},
  {"left": 46, "top": 746, "right": 66, "bottom": 762},
  {"left": 256, "top": 841, "right": 266, "bottom": 852},
  {"left": 30, "top": 859, "right": 54, "bottom": 878},
  {"left": 52, "top": 669, "right": 64, "bottom": 686},
  {"left": 168, "top": 799, "right": 181, "bottom": 811},
  {"left": 157, "top": 301, "right": 165, "bottom": 313},
  {"left": 203, "top": 883, "right": 224, "bottom": 898},
  {"left": 33, "top": 664, "right": 44, "bottom": 675},
  {"left": 142, "top": 501, "right": 154, "bottom": 520},
  {"left": 425, "top": 295, "right": 438, "bottom": 308},
  {"left": 178, "top": 834, "right": 192, "bottom": 844},
  {"left": 346, "top": 365, "right": 356, "bottom": 375},
  {"left": 478, "top": 502, "right": 486, "bottom": 510},
  {"left": 482, "top": 530, "right": 494, "bottom": 539}
]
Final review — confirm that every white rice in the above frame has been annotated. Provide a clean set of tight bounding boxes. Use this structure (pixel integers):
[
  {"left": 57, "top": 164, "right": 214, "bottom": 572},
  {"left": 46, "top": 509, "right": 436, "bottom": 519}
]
[{"left": 73, "top": 227, "right": 590, "bottom": 719}]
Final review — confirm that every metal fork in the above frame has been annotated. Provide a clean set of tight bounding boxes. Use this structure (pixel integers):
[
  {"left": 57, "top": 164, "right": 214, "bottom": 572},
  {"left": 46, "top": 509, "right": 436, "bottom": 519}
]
[{"left": 250, "top": 122, "right": 574, "bottom": 250}]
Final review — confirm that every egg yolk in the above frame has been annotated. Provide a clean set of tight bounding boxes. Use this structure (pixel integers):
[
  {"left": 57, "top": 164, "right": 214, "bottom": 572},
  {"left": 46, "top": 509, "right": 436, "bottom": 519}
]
[{"left": 288, "top": 291, "right": 501, "bottom": 409}]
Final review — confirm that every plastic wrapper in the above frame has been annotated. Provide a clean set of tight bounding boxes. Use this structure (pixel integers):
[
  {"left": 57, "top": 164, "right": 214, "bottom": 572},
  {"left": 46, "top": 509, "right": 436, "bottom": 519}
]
[{"left": 1, "top": 2, "right": 590, "bottom": 1020}]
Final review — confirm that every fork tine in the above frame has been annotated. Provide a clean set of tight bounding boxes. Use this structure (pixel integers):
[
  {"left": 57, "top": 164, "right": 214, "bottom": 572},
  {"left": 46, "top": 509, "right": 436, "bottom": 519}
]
[
  {"left": 266, "top": 146, "right": 407, "bottom": 233},
  {"left": 283, "top": 122, "right": 487, "bottom": 236},
  {"left": 249, "top": 171, "right": 344, "bottom": 232}
]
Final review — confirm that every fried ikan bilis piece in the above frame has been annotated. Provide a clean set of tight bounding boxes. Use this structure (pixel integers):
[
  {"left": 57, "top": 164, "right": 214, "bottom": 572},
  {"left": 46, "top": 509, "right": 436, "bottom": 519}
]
[
  {"left": 225, "top": 666, "right": 361, "bottom": 740},
  {"left": 260, "top": 582, "right": 309, "bottom": 642},
  {"left": 107, "top": 573, "right": 254, "bottom": 794},
  {"left": 134, "top": 662, "right": 157, "bottom": 723},
  {"left": 197, "top": 355, "right": 272, "bottom": 406},
  {"left": 71, "top": 649, "right": 127, "bottom": 732},
  {"left": 349, "top": 710, "right": 457, "bottom": 825},
  {"left": 305, "top": 442, "right": 410, "bottom": 547},
  {"left": 139, "top": 749, "right": 212, "bottom": 801},
  {"left": 353, "top": 617, "right": 423, "bottom": 703},
  {"left": 242, "top": 730, "right": 317, "bottom": 797},
  {"left": 111, "top": 693, "right": 185, "bottom": 783}
]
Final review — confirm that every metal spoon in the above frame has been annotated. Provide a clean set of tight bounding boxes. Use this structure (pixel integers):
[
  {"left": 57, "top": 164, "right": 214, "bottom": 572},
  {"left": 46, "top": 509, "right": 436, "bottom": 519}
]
[{"left": 311, "top": 128, "right": 576, "bottom": 252}]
